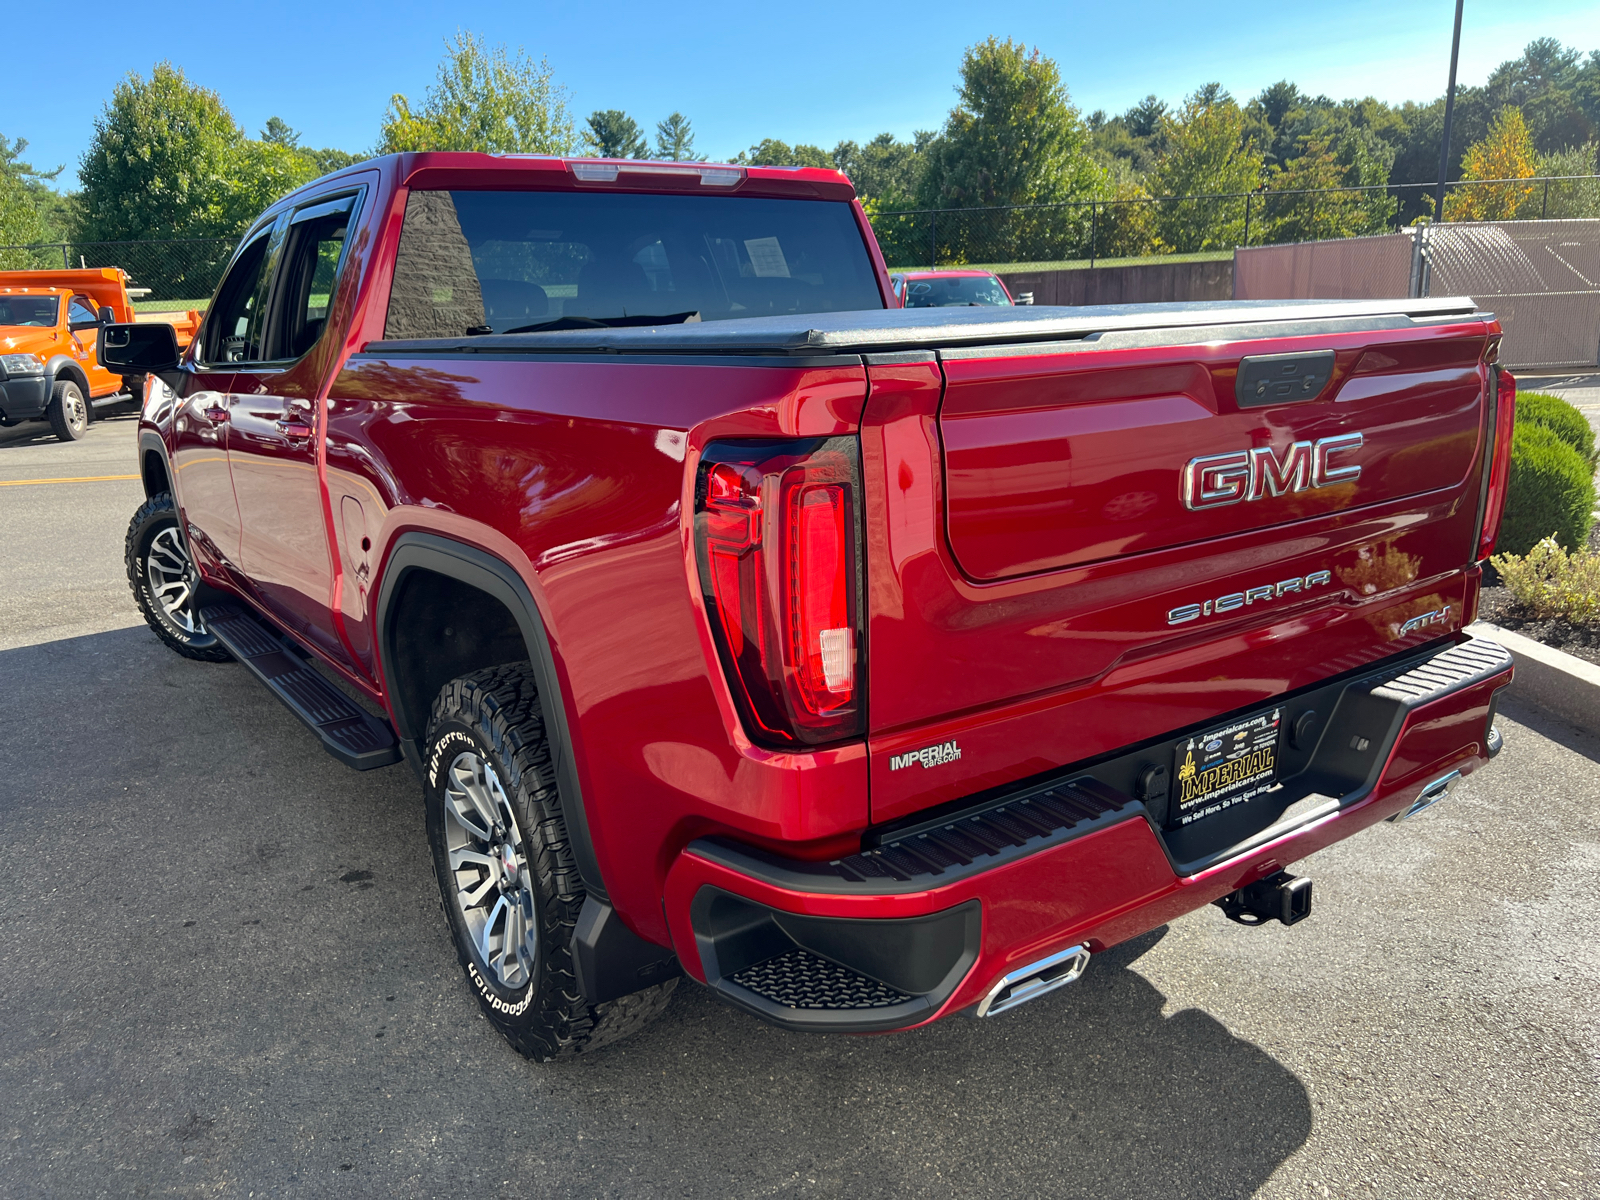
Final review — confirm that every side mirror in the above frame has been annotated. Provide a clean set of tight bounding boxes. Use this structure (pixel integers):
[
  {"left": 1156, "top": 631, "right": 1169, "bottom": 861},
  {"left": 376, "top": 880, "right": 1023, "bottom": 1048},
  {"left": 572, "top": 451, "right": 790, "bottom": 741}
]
[
  {"left": 98, "top": 306, "right": 116, "bottom": 325},
  {"left": 99, "top": 322, "right": 181, "bottom": 379}
]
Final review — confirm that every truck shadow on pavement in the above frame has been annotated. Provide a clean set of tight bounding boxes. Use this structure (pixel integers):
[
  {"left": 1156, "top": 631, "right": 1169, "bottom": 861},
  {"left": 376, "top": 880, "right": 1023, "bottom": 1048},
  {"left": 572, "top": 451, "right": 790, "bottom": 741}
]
[
  {"left": 585, "top": 927, "right": 1313, "bottom": 1199},
  {"left": 0, "top": 406, "right": 138, "bottom": 449},
  {"left": 0, "top": 626, "right": 1311, "bottom": 1199}
]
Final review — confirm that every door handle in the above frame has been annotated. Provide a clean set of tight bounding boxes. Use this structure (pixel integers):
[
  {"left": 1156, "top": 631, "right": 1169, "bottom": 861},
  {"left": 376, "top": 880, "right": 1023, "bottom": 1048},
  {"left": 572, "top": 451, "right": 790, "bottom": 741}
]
[
  {"left": 276, "top": 418, "right": 313, "bottom": 439},
  {"left": 203, "top": 403, "right": 229, "bottom": 423}
]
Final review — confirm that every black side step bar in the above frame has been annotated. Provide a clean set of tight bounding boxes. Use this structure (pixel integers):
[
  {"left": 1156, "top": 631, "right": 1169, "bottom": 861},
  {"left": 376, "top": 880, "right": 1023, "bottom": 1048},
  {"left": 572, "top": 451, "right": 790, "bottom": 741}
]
[{"left": 200, "top": 603, "right": 401, "bottom": 771}]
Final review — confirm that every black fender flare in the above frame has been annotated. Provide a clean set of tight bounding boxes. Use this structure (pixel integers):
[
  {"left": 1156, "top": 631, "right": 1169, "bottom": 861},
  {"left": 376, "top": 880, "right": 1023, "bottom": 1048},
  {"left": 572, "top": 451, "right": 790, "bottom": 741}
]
[
  {"left": 374, "top": 532, "right": 609, "bottom": 902},
  {"left": 138, "top": 431, "right": 175, "bottom": 500},
  {"left": 43, "top": 355, "right": 90, "bottom": 398}
]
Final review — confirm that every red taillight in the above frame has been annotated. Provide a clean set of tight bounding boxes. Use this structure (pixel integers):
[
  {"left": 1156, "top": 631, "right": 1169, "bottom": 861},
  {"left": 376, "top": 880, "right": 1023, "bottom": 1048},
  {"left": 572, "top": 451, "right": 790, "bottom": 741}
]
[
  {"left": 1477, "top": 367, "right": 1517, "bottom": 560},
  {"left": 695, "top": 438, "right": 864, "bottom": 747}
]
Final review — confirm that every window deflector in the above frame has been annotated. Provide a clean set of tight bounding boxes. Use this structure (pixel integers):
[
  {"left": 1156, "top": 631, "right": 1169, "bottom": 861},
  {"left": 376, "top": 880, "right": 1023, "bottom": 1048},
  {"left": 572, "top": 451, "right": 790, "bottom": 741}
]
[
  {"left": 260, "top": 188, "right": 365, "bottom": 365},
  {"left": 288, "top": 194, "right": 357, "bottom": 227}
]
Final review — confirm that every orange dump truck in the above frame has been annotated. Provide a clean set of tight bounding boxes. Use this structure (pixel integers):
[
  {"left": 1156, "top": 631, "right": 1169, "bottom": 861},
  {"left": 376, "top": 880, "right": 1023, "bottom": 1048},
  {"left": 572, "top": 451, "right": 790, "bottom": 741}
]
[{"left": 0, "top": 268, "right": 201, "bottom": 441}]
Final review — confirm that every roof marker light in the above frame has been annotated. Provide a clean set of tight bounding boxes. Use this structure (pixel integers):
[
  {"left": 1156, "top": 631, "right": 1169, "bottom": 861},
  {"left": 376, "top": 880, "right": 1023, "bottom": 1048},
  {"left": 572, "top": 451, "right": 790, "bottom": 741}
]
[{"left": 567, "top": 160, "right": 745, "bottom": 187}]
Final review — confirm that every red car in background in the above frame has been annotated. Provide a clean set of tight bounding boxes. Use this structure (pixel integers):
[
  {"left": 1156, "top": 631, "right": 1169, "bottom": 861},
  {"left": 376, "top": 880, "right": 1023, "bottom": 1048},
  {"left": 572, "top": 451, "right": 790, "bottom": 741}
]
[{"left": 891, "top": 268, "right": 1020, "bottom": 307}]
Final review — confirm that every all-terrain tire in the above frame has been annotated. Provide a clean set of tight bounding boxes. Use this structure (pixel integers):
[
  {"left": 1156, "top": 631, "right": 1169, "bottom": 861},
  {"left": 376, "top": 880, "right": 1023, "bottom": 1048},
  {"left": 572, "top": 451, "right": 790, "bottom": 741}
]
[
  {"left": 46, "top": 378, "right": 88, "bottom": 441},
  {"left": 125, "top": 493, "right": 230, "bottom": 661},
  {"left": 424, "top": 664, "right": 676, "bottom": 1061}
]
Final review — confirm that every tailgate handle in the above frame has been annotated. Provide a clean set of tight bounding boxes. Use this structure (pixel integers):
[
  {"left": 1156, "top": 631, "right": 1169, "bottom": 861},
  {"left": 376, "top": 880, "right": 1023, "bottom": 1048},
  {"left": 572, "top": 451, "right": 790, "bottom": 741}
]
[{"left": 1236, "top": 350, "right": 1336, "bottom": 408}]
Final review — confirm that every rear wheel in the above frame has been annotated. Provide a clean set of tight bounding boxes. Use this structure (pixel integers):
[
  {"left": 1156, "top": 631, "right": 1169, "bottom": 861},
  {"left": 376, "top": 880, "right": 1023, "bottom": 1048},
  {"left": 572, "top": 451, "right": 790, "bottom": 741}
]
[
  {"left": 423, "top": 664, "right": 676, "bottom": 1061},
  {"left": 47, "top": 379, "right": 88, "bottom": 441},
  {"left": 125, "top": 493, "right": 230, "bottom": 661}
]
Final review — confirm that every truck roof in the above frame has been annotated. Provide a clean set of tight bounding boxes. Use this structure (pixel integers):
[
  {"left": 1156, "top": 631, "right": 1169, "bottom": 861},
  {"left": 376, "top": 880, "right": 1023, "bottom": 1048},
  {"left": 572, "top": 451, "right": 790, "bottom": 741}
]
[
  {"left": 368, "top": 296, "right": 1488, "bottom": 358},
  {"left": 288, "top": 152, "right": 862, "bottom": 209}
]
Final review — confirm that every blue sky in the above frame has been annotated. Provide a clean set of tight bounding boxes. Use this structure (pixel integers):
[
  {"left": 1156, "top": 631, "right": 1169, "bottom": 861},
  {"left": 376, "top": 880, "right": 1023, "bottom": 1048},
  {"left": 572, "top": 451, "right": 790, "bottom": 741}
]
[{"left": 10, "top": 0, "right": 1600, "bottom": 188}]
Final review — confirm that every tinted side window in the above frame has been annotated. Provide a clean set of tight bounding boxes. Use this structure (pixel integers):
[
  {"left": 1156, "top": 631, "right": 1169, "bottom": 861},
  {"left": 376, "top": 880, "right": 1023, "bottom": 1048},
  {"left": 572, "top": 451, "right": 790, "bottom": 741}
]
[{"left": 205, "top": 233, "right": 274, "bottom": 364}]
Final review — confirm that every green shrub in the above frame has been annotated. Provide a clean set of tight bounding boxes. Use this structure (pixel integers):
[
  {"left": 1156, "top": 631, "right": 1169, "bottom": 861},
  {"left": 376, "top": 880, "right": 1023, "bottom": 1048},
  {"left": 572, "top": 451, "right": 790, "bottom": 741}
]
[
  {"left": 1496, "top": 421, "right": 1596, "bottom": 557},
  {"left": 1491, "top": 537, "right": 1600, "bottom": 626},
  {"left": 1517, "top": 390, "right": 1597, "bottom": 469}
]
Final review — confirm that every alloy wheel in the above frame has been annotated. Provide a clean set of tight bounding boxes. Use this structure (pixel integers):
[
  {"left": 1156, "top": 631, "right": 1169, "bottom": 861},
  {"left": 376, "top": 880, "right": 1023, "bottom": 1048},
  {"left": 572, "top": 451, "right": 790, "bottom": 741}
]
[
  {"left": 442, "top": 750, "right": 539, "bottom": 990},
  {"left": 146, "top": 525, "right": 204, "bottom": 635}
]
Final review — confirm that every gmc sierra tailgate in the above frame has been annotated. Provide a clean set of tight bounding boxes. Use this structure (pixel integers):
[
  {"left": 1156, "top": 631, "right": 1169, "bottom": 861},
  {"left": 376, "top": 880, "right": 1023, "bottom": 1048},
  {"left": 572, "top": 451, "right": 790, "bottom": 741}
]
[{"left": 861, "top": 302, "right": 1499, "bottom": 824}]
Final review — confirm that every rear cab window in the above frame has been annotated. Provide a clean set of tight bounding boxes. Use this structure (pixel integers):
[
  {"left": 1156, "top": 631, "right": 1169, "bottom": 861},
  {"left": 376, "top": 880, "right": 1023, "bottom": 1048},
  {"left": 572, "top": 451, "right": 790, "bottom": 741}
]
[{"left": 384, "top": 189, "right": 884, "bottom": 339}]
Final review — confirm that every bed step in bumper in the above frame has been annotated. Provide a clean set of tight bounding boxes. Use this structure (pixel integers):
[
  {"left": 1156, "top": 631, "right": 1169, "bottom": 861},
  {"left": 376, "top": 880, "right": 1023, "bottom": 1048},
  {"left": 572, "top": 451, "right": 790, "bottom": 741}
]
[{"left": 689, "top": 888, "right": 982, "bottom": 1033}]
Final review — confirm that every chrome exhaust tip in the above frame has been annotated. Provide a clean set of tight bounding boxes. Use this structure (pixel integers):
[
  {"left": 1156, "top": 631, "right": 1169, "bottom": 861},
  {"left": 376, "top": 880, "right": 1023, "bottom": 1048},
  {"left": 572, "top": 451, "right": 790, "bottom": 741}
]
[
  {"left": 1389, "top": 769, "right": 1462, "bottom": 823},
  {"left": 975, "top": 944, "right": 1090, "bottom": 1017}
]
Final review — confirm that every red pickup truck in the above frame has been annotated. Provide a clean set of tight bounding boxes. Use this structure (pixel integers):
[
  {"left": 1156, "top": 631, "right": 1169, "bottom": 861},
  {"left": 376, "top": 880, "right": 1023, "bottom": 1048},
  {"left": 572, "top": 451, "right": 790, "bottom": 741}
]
[{"left": 103, "top": 153, "right": 1515, "bottom": 1061}]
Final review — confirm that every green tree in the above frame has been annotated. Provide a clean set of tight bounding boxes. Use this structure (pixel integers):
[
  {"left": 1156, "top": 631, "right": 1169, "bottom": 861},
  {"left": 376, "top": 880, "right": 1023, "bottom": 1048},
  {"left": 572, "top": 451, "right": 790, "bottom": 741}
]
[
  {"left": 586, "top": 110, "right": 647, "bottom": 158},
  {"left": 261, "top": 116, "right": 301, "bottom": 148},
  {"left": 380, "top": 32, "right": 577, "bottom": 155},
  {"left": 307, "top": 147, "right": 366, "bottom": 175},
  {"left": 654, "top": 112, "right": 704, "bottom": 161},
  {"left": 1264, "top": 128, "right": 1394, "bottom": 241},
  {"left": 1537, "top": 142, "right": 1600, "bottom": 216},
  {"left": 1574, "top": 50, "right": 1600, "bottom": 131},
  {"left": 229, "top": 138, "right": 323, "bottom": 219},
  {"left": 0, "top": 135, "right": 70, "bottom": 263},
  {"left": 912, "top": 38, "right": 1103, "bottom": 264},
  {"left": 734, "top": 138, "right": 831, "bottom": 168},
  {"left": 831, "top": 132, "right": 932, "bottom": 205},
  {"left": 915, "top": 37, "right": 1102, "bottom": 210},
  {"left": 1088, "top": 96, "right": 1168, "bottom": 178},
  {"left": 1484, "top": 38, "right": 1595, "bottom": 153},
  {"left": 260, "top": 117, "right": 364, "bottom": 177},
  {"left": 1146, "top": 86, "right": 1264, "bottom": 252},
  {"left": 1, "top": 141, "right": 53, "bottom": 265},
  {"left": 76, "top": 63, "right": 267, "bottom": 242}
]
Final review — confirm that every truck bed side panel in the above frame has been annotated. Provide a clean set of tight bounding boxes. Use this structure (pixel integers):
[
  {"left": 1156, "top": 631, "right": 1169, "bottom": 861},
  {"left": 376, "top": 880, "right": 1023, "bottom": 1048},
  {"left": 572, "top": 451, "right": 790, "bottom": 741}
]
[{"left": 326, "top": 355, "right": 871, "bottom": 942}]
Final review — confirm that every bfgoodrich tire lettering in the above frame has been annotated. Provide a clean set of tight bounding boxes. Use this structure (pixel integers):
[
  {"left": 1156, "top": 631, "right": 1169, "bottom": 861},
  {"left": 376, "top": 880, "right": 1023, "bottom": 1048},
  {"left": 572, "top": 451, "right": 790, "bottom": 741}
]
[{"left": 424, "top": 663, "right": 675, "bottom": 1060}]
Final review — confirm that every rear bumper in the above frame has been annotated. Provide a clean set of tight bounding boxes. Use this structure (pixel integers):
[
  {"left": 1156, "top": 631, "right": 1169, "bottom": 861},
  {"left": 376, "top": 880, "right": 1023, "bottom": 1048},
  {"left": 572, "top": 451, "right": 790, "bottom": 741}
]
[{"left": 663, "top": 636, "right": 1513, "bottom": 1032}]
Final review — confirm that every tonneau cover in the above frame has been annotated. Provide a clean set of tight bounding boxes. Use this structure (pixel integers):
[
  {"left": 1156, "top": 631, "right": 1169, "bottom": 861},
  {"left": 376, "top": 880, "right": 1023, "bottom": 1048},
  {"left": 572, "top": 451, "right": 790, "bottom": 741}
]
[{"left": 364, "top": 297, "right": 1485, "bottom": 357}]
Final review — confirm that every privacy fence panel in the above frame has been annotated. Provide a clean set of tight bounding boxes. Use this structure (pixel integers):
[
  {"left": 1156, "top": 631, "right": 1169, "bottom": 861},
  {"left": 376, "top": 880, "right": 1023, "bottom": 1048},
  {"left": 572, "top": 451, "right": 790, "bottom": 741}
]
[
  {"left": 1233, "top": 219, "right": 1600, "bottom": 370},
  {"left": 1423, "top": 219, "right": 1600, "bottom": 370},
  {"left": 1233, "top": 233, "right": 1415, "bottom": 301}
]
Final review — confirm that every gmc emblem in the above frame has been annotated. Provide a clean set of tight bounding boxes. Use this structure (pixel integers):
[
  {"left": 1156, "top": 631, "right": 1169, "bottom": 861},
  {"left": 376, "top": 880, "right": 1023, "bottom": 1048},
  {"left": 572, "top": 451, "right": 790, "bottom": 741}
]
[{"left": 1183, "top": 433, "right": 1364, "bottom": 511}]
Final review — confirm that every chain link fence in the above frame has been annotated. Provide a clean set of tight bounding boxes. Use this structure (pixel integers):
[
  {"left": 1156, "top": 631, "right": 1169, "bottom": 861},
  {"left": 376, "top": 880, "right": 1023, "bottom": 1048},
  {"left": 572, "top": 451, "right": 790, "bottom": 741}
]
[
  {"left": 0, "top": 238, "right": 235, "bottom": 304},
  {"left": 871, "top": 175, "right": 1600, "bottom": 271},
  {"left": 1, "top": 174, "right": 1595, "bottom": 298}
]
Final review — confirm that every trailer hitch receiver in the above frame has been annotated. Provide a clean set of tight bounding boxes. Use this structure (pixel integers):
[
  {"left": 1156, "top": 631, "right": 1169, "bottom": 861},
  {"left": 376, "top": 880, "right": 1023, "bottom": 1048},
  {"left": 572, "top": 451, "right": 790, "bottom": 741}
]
[{"left": 1215, "top": 871, "right": 1312, "bottom": 927}]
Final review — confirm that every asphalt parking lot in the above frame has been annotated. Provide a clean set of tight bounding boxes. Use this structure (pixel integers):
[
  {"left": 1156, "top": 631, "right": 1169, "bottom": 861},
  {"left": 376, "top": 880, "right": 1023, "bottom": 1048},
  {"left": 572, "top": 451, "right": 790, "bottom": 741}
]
[{"left": 1, "top": 414, "right": 1596, "bottom": 1199}]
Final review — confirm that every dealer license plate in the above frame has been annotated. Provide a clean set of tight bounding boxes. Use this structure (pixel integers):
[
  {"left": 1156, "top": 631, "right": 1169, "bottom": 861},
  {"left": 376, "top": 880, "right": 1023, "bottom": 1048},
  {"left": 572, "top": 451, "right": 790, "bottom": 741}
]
[{"left": 1172, "top": 708, "right": 1282, "bottom": 827}]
